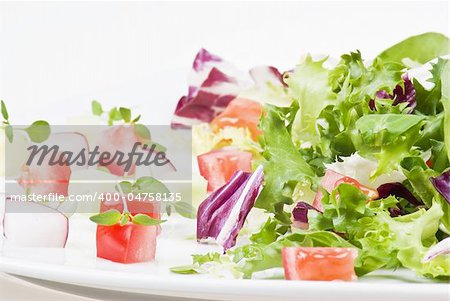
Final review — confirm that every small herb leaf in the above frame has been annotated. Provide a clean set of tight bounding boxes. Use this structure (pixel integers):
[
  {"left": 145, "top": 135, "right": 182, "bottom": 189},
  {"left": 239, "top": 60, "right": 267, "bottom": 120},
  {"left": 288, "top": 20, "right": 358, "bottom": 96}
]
[
  {"left": 90, "top": 209, "right": 122, "bottom": 226},
  {"left": 5, "top": 125, "right": 13, "bottom": 143},
  {"left": 134, "top": 124, "right": 151, "bottom": 141},
  {"left": 119, "top": 214, "right": 130, "bottom": 226},
  {"left": 108, "top": 107, "right": 123, "bottom": 125},
  {"left": 132, "top": 214, "right": 165, "bottom": 226},
  {"left": 172, "top": 201, "right": 197, "bottom": 219},
  {"left": 132, "top": 114, "right": 141, "bottom": 123},
  {"left": 115, "top": 181, "right": 133, "bottom": 194},
  {"left": 92, "top": 100, "right": 103, "bottom": 116},
  {"left": 119, "top": 107, "right": 131, "bottom": 123},
  {"left": 1, "top": 100, "right": 9, "bottom": 121},
  {"left": 25, "top": 120, "right": 50, "bottom": 143}
]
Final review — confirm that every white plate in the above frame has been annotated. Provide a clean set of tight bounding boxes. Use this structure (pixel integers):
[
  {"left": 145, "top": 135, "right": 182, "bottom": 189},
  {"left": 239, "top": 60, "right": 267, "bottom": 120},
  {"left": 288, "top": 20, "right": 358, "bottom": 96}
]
[{"left": 0, "top": 214, "right": 448, "bottom": 301}]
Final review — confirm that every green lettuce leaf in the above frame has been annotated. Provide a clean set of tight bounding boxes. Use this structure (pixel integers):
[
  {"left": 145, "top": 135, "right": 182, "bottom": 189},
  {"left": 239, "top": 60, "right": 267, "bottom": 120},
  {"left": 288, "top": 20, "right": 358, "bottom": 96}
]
[
  {"left": 401, "top": 157, "right": 450, "bottom": 234},
  {"left": 378, "top": 32, "right": 450, "bottom": 64},
  {"left": 414, "top": 58, "right": 448, "bottom": 115},
  {"left": 441, "top": 60, "right": 450, "bottom": 163},
  {"left": 352, "top": 114, "right": 425, "bottom": 178},
  {"left": 255, "top": 107, "right": 317, "bottom": 224},
  {"left": 284, "top": 55, "right": 335, "bottom": 145}
]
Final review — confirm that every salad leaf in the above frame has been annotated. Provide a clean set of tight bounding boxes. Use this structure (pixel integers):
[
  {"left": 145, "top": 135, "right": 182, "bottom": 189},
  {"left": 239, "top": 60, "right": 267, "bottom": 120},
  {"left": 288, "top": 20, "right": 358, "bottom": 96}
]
[
  {"left": 441, "top": 60, "right": 450, "bottom": 162},
  {"left": 331, "top": 53, "right": 402, "bottom": 127},
  {"left": 353, "top": 114, "right": 425, "bottom": 178},
  {"left": 429, "top": 139, "right": 449, "bottom": 173},
  {"left": 171, "top": 49, "right": 243, "bottom": 128},
  {"left": 291, "top": 202, "right": 321, "bottom": 228},
  {"left": 401, "top": 157, "right": 450, "bottom": 234},
  {"left": 255, "top": 107, "right": 317, "bottom": 224},
  {"left": 430, "top": 170, "right": 450, "bottom": 205},
  {"left": 391, "top": 75, "right": 416, "bottom": 112},
  {"left": 197, "top": 166, "right": 264, "bottom": 250},
  {"left": 378, "top": 32, "right": 450, "bottom": 64},
  {"left": 284, "top": 55, "right": 335, "bottom": 145},
  {"left": 414, "top": 59, "right": 448, "bottom": 116},
  {"left": 249, "top": 217, "right": 288, "bottom": 245},
  {"left": 377, "top": 182, "right": 422, "bottom": 207}
]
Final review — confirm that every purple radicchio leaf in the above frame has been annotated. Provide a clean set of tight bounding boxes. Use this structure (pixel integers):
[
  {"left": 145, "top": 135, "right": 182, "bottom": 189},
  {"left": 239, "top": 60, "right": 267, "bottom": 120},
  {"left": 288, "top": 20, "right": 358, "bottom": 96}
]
[
  {"left": 430, "top": 169, "right": 450, "bottom": 205},
  {"left": 171, "top": 49, "right": 244, "bottom": 129},
  {"left": 392, "top": 74, "right": 417, "bottom": 111},
  {"left": 196, "top": 165, "right": 264, "bottom": 251},
  {"left": 369, "top": 75, "right": 416, "bottom": 113},
  {"left": 249, "top": 66, "right": 286, "bottom": 88},
  {"left": 291, "top": 201, "right": 322, "bottom": 229},
  {"left": 422, "top": 237, "right": 450, "bottom": 263},
  {"left": 377, "top": 182, "right": 423, "bottom": 206},
  {"left": 193, "top": 48, "right": 223, "bottom": 72},
  {"left": 172, "top": 49, "right": 286, "bottom": 129}
]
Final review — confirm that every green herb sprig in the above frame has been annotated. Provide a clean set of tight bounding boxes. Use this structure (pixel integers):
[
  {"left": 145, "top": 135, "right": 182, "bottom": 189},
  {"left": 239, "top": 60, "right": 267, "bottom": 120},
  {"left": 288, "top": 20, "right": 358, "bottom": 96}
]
[{"left": 1, "top": 100, "right": 51, "bottom": 143}]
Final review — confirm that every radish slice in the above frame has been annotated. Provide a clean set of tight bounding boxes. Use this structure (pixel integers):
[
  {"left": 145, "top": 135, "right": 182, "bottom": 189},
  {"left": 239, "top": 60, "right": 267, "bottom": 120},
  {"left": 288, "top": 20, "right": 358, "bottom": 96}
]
[
  {"left": 3, "top": 200, "right": 69, "bottom": 248},
  {"left": 38, "top": 132, "right": 90, "bottom": 171},
  {"left": 96, "top": 125, "right": 140, "bottom": 176},
  {"left": 17, "top": 156, "right": 72, "bottom": 196}
]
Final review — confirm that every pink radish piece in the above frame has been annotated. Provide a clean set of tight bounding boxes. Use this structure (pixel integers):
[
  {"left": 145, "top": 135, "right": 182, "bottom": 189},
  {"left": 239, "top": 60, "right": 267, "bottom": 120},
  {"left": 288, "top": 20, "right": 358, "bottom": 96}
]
[
  {"left": 3, "top": 200, "right": 68, "bottom": 248},
  {"left": 40, "top": 132, "right": 90, "bottom": 171}
]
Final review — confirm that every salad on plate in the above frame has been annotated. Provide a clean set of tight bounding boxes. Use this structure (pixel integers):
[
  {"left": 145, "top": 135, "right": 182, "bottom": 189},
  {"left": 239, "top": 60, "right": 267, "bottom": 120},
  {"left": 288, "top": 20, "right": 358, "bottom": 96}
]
[{"left": 170, "top": 32, "right": 450, "bottom": 281}]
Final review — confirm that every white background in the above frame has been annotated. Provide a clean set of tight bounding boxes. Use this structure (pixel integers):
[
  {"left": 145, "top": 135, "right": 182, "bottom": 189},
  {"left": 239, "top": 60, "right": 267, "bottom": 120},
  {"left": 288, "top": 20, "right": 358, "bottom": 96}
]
[
  {"left": 0, "top": 1, "right": 448, "bottom": 300},
  {"left": 1, "top": 1, "right": 448, "bottom": 125}
]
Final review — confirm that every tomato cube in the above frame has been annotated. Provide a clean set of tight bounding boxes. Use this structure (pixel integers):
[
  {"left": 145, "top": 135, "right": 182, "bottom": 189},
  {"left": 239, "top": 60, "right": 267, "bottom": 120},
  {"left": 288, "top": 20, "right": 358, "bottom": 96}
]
[
  {"left": 197, "top": 149, "right": 252, "bottom": 192},
  {"left": 96, "top": 223, "right": 158, "bottom": 264},
  {"left": 283, "top": 247, "right": 357, "bottom": 281}
]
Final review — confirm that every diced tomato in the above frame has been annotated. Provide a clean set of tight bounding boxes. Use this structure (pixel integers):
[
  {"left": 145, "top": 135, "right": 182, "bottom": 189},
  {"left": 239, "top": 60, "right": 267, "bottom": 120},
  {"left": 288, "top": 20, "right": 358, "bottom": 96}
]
[
  {"left": 211, "top": 98, "right": 263, "bottom": 140},
  {"left": 282, "top": 247, "right": 357, "bottom": 281},
  {"left": 96, "top": 222, "right": 158, "bottom": 264},
  {"left": 100, "top": 194, "right": 160, "bottom": 219},
  {"left": 426, "top": 159, "right": 433, "bottom": 168},
  {"left": 313, "top": 169, "right": 378, "bottom": 211},
  {"left": 197, "top": 149, "right": 252, "bottom": 192}
]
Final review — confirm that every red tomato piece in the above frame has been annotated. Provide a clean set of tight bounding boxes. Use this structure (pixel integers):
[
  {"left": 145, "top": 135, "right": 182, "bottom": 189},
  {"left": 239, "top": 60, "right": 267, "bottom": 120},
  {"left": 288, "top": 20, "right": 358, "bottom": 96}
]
[
  {"left": 313, "top": 169, "right": 378, "bottom": 211},
  {"left": 211, "top": 98, "right": 263, "bottom": 140},
  {"left": 282, "top": 247, "right": 357, "bottom": 281},
  {"left": 96, "top": 222, "right": 158, "bottom": 264},
  {"left": 197, "top": 149, "right": 252, "bottom": 192}
]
